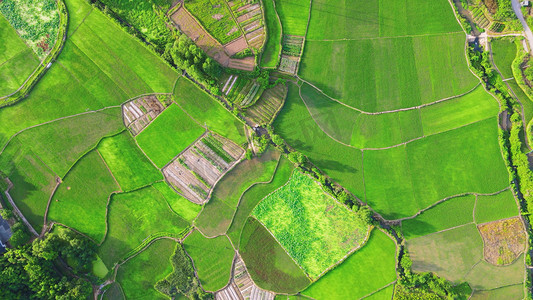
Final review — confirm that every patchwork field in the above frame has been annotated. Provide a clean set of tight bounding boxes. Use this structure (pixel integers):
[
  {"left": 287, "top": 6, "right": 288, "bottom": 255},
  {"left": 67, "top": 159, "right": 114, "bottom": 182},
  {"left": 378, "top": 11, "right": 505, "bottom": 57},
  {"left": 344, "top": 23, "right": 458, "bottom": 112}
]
[
  {"left": 252, "top": 170, "right": 370, "bottom": 278},
  {"left": 0, "top": 0, "right": 179, "bottom": 148},
  {"left": 183, "top": 230, "right": 234, "bottom": 291},
  {"left": 0, "top": 14, "right": 39, "bottom": 96},
  {"left": 49, "top": 150, "right": 120, "bottom": 242},
  {"left": 163, "top": 132, "right": 244, "bottom": 204},
  {"left": 173, "top": 77, "right": 247, "bottom": 144},
  {"left": 240, "top": 217, "right": 311, "bottom": 293},
  {"left": 300, "top": 33, "right": 477, "bottom": 112},
  {"left": 195, "top": 149, "right": 280, "bottom": 236},
  {"left": 136, "top": 103, "right": 205, "bottom": 168},
  {"left": 117, "top": 238, "right": 175, "bottom": 299},
  {"left": 363, "top": 117, "right": 508, "bottom": 219},
  {"left": 227, "top": 155, "right": 294, "bottom": 246},
  {"left": 98, "top": 131, "right": 163, "bottom": 191},
  {"left": 123, "top": 95, "right": 166, "bottom": 136},
  {"left": 98, "top": 183, "right": 190, "bottom": 267},
  {"left": 301, "top": 229, "right": 397, "bottom": 299}
]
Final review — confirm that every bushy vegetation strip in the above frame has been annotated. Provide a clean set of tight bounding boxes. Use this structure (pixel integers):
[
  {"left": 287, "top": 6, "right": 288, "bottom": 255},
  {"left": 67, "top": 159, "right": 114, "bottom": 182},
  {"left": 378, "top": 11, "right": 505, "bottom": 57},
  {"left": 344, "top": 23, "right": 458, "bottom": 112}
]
[{"left": 0, "top": 0, "right": 68, "bottom": 108}]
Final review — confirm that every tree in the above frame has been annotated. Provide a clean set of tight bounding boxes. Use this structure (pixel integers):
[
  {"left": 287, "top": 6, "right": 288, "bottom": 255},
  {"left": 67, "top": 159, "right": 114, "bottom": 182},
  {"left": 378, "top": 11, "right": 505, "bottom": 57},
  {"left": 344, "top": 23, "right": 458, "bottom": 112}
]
[{"left": 288, "top": 152, "right": 305, "bottom": 165}]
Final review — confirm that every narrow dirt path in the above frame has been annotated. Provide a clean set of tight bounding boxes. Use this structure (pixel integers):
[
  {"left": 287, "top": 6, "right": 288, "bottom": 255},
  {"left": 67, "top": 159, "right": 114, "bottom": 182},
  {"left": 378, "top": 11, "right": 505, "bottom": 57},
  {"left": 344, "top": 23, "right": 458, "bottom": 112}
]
[
  {"left": 4, "top": 178, "right": 39, "bottom": 236},
  {"left": 297, "top": 76, "right": 480, "bottom": 115}
]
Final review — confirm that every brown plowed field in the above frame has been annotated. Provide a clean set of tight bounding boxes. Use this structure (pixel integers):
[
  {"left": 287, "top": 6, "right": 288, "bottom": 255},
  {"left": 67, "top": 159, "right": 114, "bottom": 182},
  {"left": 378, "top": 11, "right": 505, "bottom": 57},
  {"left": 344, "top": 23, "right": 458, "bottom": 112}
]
[
  {"left": 478, "top": 217, "right": 526, "bottom": 265},
  {"left": 122, "top": 95, "right": 165, "bottom": 136},
  {"left": 163, "top": 133, "right": 244, "bottom": 204},
  {"left": 170, "top": 6, "right": 255, "bottom": 71},
  {"left": 224, "top": 36, "right": 248, "bottom": 56}
]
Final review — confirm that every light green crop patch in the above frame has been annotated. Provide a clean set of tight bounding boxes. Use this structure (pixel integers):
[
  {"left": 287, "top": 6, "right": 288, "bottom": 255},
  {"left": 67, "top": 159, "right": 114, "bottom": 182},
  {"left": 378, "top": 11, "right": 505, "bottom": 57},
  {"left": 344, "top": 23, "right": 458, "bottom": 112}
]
[{"left": 252, "top": 170, "right": 369, "bottom": 279}]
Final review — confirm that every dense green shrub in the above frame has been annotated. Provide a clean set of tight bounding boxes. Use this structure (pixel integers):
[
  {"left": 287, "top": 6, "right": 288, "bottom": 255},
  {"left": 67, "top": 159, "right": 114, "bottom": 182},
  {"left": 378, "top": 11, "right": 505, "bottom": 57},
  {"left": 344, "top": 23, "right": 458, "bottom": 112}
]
[
  {"left": 0, "top": 228, "right": 95, "bottom": 299},
  {"left": 155, "top": 244, "right": 213, "bottom": 299}
]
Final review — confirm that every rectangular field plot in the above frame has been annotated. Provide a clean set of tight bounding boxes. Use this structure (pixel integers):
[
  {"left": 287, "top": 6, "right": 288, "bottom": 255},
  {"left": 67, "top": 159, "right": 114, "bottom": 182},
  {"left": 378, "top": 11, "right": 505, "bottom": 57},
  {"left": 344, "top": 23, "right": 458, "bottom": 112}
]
[
  {"left": 123, "top": 95, "right": 166, "bottom": 136},
  {"left": 252, "top": 170, "right": 370, "bottom": 279},
  {"left": 475, "top": 189, "right": 518, "bottom": 224},
  {"left": 274, "top": 0, "right": 310, "bottom": 36},
  {"left": 300, "top": 33, "right": 477, "bottom": 112},
  {"left": 136, "top": 103, "right": 205, "bottom": 168},
  {"left": 163, "top": 132, "right": 244, "bottom": 204},
  {"left": 364, "top": 117, "right": 509, "bottom": 219},
  {"left": 307, "top": 0, "right": 459, "bottom": 40}
]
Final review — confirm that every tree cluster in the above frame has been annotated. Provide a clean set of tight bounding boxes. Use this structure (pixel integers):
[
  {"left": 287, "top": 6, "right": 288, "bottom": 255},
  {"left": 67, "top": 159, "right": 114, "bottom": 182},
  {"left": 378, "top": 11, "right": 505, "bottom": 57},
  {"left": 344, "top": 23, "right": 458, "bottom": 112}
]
[{"left": 0, "top": 228, "right": 95, "bottom": 299}]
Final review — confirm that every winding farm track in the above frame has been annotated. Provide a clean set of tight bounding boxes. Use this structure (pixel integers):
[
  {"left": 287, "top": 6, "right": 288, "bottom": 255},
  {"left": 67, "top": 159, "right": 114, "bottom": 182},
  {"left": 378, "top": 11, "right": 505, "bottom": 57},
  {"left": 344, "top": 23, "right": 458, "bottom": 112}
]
[{"left": 296, "top": 76, "right": 481, "bottom": 115}]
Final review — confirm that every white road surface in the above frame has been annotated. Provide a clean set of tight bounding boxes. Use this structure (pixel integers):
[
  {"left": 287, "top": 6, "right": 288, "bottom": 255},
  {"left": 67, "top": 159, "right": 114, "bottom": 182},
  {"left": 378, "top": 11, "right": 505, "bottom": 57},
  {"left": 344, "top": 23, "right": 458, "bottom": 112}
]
[{"left": 512, "top": 0, "right": 533, "bottom": 53}]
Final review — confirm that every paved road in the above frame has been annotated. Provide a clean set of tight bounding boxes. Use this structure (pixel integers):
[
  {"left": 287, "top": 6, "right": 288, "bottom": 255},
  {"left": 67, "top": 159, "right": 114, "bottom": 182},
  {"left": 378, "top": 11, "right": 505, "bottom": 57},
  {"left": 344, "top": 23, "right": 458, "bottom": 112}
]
[{"left": 512, "top": 0, "right": 533, "bottom": 53}]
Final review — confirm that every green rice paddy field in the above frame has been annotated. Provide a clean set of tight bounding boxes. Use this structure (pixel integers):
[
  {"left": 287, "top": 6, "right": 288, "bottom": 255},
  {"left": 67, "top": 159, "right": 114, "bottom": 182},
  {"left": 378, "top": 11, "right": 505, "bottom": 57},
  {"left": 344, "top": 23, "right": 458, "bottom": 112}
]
[
  {"left": 261, "top": 0, "right": 282, "bottom": 68},
  {"left": 98, "top": 183, "right": 190, "bottom": 267},
  {"left": 173, "top": 77, "right": 246, "bottom": 144},
  {"left": 274, "top": 0, "right": 310, "bottom": 37},
  {"left": 306, "top": 0, "right": 460, "bottom": 40},
  {"left": 49, "top": 150, "right": 120, "bottom": 242},
  {"left": 300, "top": 33, "right": 477, "bottom": 112},
  {"left": 302, "top": 229, "right": 397, "bottom": 299},
  {"left": 0, "top": 14, "right": 39, "bottom": 96},
  {"left": 117, "top": 238, "right": 176, "bottom": 299},
  {"left": 0, "top": 0, "right": 178, "bottom": 147},
  {"left": 183, "top": 231, "right": 234, "bottom": 292},
  {"left": 491, "top": 38, "right": 518, "bottom": 79},
  {"left": 136, "top": 103, "right": 204, "bottom": 168},
  {"left": 98, "top": 131, "right": 163, "bottom": 191}
]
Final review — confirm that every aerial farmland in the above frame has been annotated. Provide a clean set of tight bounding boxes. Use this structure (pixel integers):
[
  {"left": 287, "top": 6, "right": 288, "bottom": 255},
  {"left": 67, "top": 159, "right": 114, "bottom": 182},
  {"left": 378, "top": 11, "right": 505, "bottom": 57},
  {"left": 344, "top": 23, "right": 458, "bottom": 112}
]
[{"left": 0, "top": 0, "right": 532, "bottom": 299}]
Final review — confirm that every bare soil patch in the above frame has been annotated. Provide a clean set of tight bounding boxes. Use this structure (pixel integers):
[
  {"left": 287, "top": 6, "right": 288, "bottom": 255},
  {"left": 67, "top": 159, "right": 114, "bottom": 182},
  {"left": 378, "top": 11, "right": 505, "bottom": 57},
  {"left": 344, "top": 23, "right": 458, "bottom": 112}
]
[
  {"left": 478, "top": 217, "right": 526, "bottom": 265},
  {"left": 499, "top": 110, "right": 511, "bottom": 131},
  {"left": 163, "top": 132, "right": 244, "bottom": 204},
  {"left": 122, "top": 95, "right": 165, "bottom": 136},
  {"left": 224, "top": 36, "right": 248, "bottom": 56}
]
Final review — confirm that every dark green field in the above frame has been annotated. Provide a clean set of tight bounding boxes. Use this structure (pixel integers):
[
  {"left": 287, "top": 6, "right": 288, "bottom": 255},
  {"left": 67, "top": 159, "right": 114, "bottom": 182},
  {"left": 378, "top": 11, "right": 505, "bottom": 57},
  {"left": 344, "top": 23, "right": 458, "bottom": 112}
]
[{"left": 240, "top": 217, "right": 311, "bottom": 293}]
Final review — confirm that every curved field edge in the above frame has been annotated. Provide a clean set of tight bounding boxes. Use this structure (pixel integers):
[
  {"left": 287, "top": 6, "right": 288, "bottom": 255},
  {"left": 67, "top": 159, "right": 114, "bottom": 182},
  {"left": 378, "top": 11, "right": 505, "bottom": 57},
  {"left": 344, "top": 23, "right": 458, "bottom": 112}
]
[{"left": 0, "top": 0, "right": 68, "bottom": 107}]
